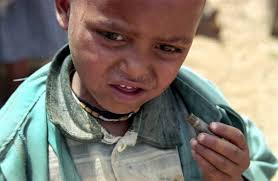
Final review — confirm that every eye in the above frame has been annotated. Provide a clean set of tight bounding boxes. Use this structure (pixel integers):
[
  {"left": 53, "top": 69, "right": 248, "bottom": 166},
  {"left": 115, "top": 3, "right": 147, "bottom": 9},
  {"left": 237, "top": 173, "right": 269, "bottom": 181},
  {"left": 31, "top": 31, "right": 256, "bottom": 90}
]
[
  {"left": 155, "top": 44, "right": 183, "bottom": 54},
  {"left": 96, "top": 30, "right": 125, "bottom": 41}
]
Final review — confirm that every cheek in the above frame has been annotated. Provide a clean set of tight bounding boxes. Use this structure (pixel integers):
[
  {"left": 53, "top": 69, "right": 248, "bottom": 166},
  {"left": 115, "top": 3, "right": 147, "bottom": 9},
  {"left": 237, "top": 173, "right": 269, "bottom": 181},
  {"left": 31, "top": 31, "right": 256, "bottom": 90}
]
[
  {"left": 73, "top": 54, "right": 109, "bottom": 88},
  {"left": 74, "top": 33, "right": 118, "bottom": 67},
  {"left": 70, "top": 31, "right": 110, "bottom": 71},
  {"left": 156, "top": 64, "right": 181, "bottom": 90},
  {"left": 71, "top": 46, "right": 117, "bottom": 92}
]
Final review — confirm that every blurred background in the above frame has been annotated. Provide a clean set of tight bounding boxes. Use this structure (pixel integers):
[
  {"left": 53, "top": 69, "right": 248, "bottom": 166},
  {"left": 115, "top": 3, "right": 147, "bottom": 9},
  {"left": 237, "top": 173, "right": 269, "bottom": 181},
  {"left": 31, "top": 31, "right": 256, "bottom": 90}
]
[
  {"left": 0, "top": 0, "right": 67, "bottom": 105},
  {"left": 0, "top": 0, "right": 278, "bottom": 180}
]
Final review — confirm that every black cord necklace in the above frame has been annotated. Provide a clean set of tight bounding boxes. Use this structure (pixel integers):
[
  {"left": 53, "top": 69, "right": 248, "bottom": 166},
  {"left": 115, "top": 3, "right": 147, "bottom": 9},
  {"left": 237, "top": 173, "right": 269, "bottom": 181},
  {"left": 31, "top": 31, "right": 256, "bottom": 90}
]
[{"left": 71, "top": 90, "right": 136, "bottom": 122}]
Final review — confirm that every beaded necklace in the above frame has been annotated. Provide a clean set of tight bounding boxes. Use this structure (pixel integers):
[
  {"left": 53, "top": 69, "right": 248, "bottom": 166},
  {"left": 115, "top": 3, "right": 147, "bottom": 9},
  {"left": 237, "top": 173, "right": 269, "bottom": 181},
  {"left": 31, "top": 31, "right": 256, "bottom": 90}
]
[{"left": 71, "top": 89, "right": 136, "bottom": 122}]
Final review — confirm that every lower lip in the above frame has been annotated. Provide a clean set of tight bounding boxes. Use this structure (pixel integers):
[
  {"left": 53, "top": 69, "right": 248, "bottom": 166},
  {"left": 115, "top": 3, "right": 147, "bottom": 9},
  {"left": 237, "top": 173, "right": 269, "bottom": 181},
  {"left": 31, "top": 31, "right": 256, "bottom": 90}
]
[{"left": 110, "top": 85, "right": 144, "bottom": 102}]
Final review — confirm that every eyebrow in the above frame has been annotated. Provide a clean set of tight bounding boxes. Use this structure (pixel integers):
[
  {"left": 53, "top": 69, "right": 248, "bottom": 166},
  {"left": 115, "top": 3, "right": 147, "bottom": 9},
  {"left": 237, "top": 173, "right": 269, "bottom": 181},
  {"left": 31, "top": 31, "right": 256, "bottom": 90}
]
[
  {"left": 156, "top": 36, "right": 192, "bottom": 45},
  {"left": 88, "top": 18, "right": 192, "bottom": 45},
  {"left": 90, "top": 18, "right": 139, "bottom": 37}
]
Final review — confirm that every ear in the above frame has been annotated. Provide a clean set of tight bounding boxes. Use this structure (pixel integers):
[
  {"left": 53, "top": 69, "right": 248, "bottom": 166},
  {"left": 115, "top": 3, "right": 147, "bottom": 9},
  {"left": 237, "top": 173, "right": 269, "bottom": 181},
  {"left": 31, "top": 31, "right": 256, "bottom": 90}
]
[{"left": 55, "top": 0, "right": 71, "bottom": 30}]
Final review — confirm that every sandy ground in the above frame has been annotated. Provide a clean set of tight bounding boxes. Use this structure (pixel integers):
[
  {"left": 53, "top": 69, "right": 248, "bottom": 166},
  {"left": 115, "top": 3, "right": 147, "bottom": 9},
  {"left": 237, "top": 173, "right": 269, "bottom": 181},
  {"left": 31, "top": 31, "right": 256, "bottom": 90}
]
[{"left": 186, "top": 0, "right": 278, "bottom": 180}]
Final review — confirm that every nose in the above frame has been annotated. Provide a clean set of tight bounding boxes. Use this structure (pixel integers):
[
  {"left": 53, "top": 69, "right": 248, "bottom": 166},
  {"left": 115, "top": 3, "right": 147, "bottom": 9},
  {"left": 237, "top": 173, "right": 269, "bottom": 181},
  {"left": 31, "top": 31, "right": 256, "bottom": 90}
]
[{"left": 119, "top": 48, "right": 155, "bottom": 83}]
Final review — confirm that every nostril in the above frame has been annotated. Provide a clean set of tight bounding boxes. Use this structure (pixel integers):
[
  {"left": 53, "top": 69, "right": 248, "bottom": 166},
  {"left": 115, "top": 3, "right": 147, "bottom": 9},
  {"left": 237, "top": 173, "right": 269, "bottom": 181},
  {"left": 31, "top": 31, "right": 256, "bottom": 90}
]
[{"left": 118, "top": 67, "right": 153, "bottom": 83}]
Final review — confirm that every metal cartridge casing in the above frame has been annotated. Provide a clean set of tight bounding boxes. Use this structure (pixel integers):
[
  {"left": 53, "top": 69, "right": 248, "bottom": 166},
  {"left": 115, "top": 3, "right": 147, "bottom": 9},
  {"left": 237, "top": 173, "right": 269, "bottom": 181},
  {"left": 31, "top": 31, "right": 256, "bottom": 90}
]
[{"left": 186, "top": 113, "right": 216, "bottom": 136}]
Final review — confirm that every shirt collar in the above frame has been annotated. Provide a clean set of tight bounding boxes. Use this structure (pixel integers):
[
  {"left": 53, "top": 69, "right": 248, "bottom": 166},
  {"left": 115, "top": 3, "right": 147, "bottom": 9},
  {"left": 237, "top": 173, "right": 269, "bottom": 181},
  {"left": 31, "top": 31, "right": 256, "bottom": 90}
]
[{"left": 46, "top": 45, "right": 103, "bottom": 142}]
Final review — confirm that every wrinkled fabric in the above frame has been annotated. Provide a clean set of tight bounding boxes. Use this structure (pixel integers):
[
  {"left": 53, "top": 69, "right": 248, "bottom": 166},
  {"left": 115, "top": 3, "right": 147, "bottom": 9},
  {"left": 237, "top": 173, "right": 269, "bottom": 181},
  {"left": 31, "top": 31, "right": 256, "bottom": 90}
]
[{"left": 49, "top": 133, "right": 184, "bottom": 181}]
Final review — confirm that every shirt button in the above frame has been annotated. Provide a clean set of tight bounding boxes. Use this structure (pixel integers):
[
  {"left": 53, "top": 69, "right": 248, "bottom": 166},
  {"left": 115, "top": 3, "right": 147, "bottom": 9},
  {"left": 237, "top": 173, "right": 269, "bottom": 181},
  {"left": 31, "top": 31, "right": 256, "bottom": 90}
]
[{"left": 117, "top": 143, "right": 127, "bottom": 152}]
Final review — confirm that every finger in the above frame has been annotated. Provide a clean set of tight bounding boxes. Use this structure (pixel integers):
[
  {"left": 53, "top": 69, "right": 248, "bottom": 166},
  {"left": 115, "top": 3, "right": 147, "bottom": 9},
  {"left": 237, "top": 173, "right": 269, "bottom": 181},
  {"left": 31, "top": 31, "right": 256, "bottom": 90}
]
[
  {"left": 196, "top": 133, "right": 247, "bottom": 165},
  {"left": 191, "top": 138, "right": 240, "bottom": 176},
  {"left": 209, "top": 122, "right": 247, "bottom": 150},
  {"left": 191, "top": 149, "right": 230, "bottom": 180}
]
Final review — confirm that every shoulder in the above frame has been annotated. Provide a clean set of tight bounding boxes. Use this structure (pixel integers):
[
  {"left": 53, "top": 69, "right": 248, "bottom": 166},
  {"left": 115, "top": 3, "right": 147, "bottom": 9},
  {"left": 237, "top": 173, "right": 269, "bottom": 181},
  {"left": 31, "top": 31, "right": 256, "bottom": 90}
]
[
  {"left": 173, "top": 66, "right": 248, "bottom": 135},
  {"left": 173, "top": 65, "right": 229, "bottom": 106},
  {"left": 0, "top": 63, "right": 51, "bottom": 155}
]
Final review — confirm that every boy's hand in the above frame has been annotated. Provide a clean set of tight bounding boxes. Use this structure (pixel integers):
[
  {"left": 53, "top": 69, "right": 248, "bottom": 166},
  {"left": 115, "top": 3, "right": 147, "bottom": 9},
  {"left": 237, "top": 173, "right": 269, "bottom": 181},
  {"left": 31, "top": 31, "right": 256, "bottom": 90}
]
[{"left": 190, "top": 122, "right": 250, "bottom": 181}]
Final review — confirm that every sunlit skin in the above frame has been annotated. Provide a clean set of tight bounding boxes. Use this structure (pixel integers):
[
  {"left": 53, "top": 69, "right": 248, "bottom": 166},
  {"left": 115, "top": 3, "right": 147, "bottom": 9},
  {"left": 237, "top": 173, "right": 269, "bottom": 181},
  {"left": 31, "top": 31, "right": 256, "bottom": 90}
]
[{"left": 55, "top": 0, "right": 249, "bottom": 180}]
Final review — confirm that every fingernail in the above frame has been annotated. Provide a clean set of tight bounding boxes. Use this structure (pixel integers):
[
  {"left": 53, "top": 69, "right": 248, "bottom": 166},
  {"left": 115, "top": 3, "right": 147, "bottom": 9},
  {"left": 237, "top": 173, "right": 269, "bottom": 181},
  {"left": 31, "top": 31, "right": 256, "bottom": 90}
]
[
  {"left": 197, "top": 133, "right": 205, "bottom": 142},
  {"left": 190, "top": 138, "right": 198, "bottom": 147},
  {"left": 210, "top": 122, "right": 217, "bottom": 130}
]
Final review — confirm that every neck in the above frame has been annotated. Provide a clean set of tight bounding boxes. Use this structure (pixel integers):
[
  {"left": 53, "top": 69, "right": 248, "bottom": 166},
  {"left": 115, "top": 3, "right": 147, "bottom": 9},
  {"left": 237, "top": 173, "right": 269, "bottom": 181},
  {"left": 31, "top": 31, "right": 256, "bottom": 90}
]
[
  {"left": 71, "top": 71, "right": 132, "bottom": 136},
  {"left": 98, "top": 120, "right": 130, "bottom": 136},
  {"left": 71, "top": 71, "right": 102, "bottom": 109}
]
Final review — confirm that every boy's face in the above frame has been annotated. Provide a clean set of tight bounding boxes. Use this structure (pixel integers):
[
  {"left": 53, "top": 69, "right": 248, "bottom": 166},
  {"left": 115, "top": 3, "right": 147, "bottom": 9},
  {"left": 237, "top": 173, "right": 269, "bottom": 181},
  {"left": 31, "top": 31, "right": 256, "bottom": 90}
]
[{"left": 56, "top": 0, "right": 204, "bottom": 114}]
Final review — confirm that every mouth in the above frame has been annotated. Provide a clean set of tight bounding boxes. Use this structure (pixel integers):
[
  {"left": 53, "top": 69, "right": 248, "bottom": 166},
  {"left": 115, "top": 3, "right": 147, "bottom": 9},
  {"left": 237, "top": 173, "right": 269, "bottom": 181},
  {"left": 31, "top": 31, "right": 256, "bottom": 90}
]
[
  {"left": 108, "top": 79, "right": 151, "bottom": 104},
  {"left": 111, "top": 84, "right": 144, "bottom": 95}
]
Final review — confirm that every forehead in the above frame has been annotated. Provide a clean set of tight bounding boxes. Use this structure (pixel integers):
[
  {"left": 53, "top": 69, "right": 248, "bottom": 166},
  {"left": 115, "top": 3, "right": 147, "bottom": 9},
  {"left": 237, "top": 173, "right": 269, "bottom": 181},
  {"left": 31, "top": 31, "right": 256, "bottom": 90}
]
[
  {"left": 93, "top": 0, "right": 204, "bottom": 11},
  {"left": 78, "top": 0, "right": 204, "bottom": 19},
  {"left": 72, "top": 0, "right": 205, "bottom": 39}
]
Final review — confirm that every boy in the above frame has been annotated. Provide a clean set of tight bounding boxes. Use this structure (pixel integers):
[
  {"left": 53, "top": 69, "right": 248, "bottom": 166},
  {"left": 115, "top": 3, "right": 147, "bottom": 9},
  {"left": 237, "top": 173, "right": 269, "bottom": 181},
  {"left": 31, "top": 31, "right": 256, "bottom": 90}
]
[{"left": 0, "top": 0, "right": 277, "bottom": 180}]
